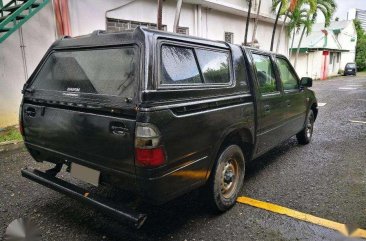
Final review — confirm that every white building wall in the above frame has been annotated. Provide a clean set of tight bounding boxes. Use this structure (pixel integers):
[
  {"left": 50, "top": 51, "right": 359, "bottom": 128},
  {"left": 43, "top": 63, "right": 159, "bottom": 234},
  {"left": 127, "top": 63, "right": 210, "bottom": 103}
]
[
  {"left": 292, "top": 51, "right": 324, "bottom": 80},
  {"left": 106, "top": 0, "right": 195, "bottom": 34},
  {"left": 68, "top": 0, "right": 137, "bottom": 36},
  {"left": 337, "top": 22, "right": 357, "bottom": 70},
  {"left": 291, "top": 54, "right": 308, "bottom": 79},
  {"left": 0, "top": 0, "right": 289, "bottom": 127},
  {"left": 0, "top": 4, "right": 56, "bottom": 127},
  {"left": 69, "top": 0, "right": 289, "bottom": 53},
  {"left": 202, "top": 8, "right": 247, "bottom": 44}
]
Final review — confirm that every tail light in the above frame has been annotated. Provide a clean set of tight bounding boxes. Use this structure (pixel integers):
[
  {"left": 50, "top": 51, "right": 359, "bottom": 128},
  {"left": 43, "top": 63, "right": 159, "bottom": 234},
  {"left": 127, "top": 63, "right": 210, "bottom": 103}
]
[{"left": 135, "top": 123, "right": 165, "bottom": 167}]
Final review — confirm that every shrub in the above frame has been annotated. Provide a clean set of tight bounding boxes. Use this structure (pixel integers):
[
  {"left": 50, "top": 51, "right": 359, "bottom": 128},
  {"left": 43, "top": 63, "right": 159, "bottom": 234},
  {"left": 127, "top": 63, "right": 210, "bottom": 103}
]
[{"left": 354, "top": 20, "right": 366, "bottom": 71}]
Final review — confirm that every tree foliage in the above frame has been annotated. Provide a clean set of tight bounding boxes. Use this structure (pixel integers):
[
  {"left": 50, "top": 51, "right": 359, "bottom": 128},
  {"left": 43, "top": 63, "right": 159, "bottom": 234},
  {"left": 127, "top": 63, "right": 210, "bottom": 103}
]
[
  {"left": 293, "top": 0, "right": 336, "bottom": 67},
  {"left": 354, "top": 19, "right": 366, "bottom": 71}
]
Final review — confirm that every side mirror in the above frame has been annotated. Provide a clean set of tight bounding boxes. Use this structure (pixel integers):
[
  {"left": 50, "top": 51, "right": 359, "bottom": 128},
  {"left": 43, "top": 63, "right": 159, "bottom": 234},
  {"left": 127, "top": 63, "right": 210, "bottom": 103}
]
[{"left": 300, "top": 77, "right": 313, "bottom": 87}]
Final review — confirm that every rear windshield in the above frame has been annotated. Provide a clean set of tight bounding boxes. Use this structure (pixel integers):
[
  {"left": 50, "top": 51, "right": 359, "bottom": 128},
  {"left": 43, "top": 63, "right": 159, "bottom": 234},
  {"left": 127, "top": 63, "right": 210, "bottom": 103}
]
[
  {"left": 346, "top": 63, "right": 356, "bottom": 68},
  {"left": 31, "top": 47, "right": 138, "bottom": 97}
]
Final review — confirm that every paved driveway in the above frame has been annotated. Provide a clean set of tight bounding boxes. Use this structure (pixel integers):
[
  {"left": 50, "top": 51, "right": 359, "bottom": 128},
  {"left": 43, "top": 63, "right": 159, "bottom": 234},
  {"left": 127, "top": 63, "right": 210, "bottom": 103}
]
[{"left": 0, "top": 76, "right": 365, "bottom": 241}]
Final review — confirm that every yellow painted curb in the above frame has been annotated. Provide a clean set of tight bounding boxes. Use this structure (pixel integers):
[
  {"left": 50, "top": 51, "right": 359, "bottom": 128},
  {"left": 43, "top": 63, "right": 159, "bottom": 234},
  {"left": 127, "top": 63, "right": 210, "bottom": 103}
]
[{"left": 237, "top": 196, "right": 366, "bottom": 239}]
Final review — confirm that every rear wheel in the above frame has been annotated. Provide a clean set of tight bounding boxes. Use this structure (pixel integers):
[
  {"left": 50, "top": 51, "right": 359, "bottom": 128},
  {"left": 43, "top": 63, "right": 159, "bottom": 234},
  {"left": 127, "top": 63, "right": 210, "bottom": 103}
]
[
  {"left": 296, "top": 109, "right": 314, "bottom": 145},
  {"left": 208, "top": 145, "right": 245, "bottom": 212}
]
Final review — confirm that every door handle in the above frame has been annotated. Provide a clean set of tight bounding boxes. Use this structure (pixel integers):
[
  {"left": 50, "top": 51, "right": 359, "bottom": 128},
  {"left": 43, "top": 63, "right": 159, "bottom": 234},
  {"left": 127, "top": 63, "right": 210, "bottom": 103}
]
[
  {"left": 110, "top": 123, "right": 129, "bottom": 136},
  {"left": 25, "top": 107, "right": 36, "bottom": 117}
]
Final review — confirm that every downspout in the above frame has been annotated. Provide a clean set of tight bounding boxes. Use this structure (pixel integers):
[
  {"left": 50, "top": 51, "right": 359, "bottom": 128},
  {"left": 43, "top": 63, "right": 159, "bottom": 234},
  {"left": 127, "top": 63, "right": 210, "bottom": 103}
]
[
  {"left": 173, "top": 0, "right": 183, "bottom": 33},
  {"left": 306, "top": 51, "right": 309, "bottom": 75},
  {"left": 206, "top": 8, "right": 208, "bottom": 38},
  {"left": 61, "top": 0, "right": 71, "bottom": 35},
  {"left": 51, "top": 0, "right": 59, "bottom": 39},
  {"left": 194, "top": 5, "right": 198, "bottom": 36},
  {"left": 54, "top": 0, "right": 71, "bottom": 36},
  {"left": 157, "top": 0, "right": 163, "bottom": 30},
  {"left": 321, "top": 30, "right": 328, "bottom": 80},
  {"left": 321, "top": 29, "right": 328, "bottom": 47},
  {"left": 0, "top": 0, "right": 3, "bottom": 8},
  {"left": 197, "top": 5, "right": 202, "bottom": 37}
]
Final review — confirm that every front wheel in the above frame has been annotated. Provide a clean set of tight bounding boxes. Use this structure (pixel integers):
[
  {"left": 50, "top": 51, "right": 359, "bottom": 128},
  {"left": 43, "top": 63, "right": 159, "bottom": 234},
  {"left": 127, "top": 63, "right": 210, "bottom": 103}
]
[
  {"left": 296, "top": 109, "right": 314, "bottom": 145},
  {"left": 207, "top": 145, "right": 245, "bottom": 212}
]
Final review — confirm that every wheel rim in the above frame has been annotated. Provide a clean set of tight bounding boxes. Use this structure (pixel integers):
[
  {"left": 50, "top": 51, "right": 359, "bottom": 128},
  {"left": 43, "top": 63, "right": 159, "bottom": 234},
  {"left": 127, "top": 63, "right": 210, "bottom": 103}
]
[
  {"left": 220, "top": 157, "right": 240, "bottom": 199},
  {"left": 306, "top": 114, "right": 314, "bottom": 138}
]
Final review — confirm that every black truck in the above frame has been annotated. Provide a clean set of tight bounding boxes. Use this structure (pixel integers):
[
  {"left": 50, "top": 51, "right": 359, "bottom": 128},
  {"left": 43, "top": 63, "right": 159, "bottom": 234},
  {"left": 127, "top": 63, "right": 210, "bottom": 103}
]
[{"left": 20, "top": 27, "right": 318, "bottom": 228}]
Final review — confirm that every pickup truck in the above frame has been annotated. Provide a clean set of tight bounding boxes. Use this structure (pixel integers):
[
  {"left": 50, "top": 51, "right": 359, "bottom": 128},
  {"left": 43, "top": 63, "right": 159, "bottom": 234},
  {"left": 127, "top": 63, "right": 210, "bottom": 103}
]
[{"left": 20, "top": 27, "right": 318, "bottom": 228}]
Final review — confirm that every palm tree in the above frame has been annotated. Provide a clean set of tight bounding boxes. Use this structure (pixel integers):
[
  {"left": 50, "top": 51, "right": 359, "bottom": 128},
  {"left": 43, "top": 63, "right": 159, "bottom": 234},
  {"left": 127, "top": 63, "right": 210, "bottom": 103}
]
[
  {"left": 288, "top": 7, "right": 308, "bottom": 59},
  {"left": 244, "top": 0, "right": 253, "bottom": 45},
  {"left": 251, "top": 0, "right": 262, "bottom": 46},
  {"left": 293, "top": 14, "right": 315, "bottom": 67},
  {"left": 275, "top": 0, "right": 299, "bottom": 53},
  {"left": 294, "top": 0, "right": 336, "bottom": 68},
  {"left": 270, "top": 0, "right": 287, "bottom": 51}
]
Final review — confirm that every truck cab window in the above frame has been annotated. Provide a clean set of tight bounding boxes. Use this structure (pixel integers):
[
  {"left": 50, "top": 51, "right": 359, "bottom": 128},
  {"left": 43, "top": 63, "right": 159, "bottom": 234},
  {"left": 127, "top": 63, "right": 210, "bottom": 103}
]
[
  {"left": 252, "top": 54, "right": 277, "bottom": 94},
  {"left": 276, "top": 57, "right": 299, "bottom": 90},
  {"left": 195, "top": 49, "right": 230, "bottom": 84},
  {"left": 31, "top": 47, "right": 138, "bottom": 97}
]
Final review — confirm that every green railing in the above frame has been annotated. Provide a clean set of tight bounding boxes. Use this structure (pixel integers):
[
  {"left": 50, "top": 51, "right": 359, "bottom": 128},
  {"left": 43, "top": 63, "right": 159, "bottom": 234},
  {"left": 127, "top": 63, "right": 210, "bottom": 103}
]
[{"left": 0, "top": 0, "right": 50, "bottom": 43}]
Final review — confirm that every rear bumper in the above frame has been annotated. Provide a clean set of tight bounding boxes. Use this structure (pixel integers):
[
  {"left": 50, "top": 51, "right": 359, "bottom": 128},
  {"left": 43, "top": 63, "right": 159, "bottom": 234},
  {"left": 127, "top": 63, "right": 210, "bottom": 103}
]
[
  {"left": 344, "top": 69, "right": 356, "bottom": 75},
  {"left": 24, "top": 143, "right": 209, "bottom": 205},
  {"left": 21, "top": 168, "right": 147, "bottom": 229},
  {"left": 24, "top": 142, "right": 137, "bottom": 192}
]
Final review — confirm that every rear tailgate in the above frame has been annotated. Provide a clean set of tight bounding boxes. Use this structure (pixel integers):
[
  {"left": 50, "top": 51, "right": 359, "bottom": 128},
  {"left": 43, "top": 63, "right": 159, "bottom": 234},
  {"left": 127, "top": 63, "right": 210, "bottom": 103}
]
[
  {"left": 23, "top": 103, "right": 136, "bottom": 173},
  {"left": 22, "top": 45, "right": 141, "bottom": 174}
]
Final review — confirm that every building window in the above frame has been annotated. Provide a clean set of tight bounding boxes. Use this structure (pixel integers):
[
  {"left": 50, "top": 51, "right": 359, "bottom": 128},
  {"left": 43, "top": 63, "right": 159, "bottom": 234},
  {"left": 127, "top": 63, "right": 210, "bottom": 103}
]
[
  {"left": 177, "top": 26, "right": 189, "bottom": 35},
  {"left": 106, "top": 18, "right": 167, "bottom": 32},
  {"left": 224, "top": 32, "right": 234, "bottom": 44},
  {"left": 329, "top": 52, "right": 334, "bottom": 64}
]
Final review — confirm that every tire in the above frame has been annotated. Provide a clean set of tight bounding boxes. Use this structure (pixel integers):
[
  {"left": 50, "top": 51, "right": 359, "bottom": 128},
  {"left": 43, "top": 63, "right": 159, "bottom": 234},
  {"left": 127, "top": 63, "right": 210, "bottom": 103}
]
[
  {"left": 296, "top": 109, "right": 315, "bottom": 145},
  {"left": 207, "top": 145, "right": 245, "bottom": 212}
]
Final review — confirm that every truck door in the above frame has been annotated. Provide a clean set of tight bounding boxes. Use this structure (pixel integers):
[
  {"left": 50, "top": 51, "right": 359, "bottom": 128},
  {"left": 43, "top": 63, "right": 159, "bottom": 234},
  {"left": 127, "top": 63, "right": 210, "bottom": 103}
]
[
  {"left": 250, "top": 52, "right": 286, "bottom": 154},
  {"left": 274, "top": 56, "right": 307, "bottom": 137}
]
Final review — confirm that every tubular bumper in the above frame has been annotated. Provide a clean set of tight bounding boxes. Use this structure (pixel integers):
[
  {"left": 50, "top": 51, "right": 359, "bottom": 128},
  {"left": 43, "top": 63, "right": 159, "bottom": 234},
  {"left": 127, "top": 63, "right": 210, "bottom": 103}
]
[{"left": 21, "top": 168, "right": 147, "bottom": 229}]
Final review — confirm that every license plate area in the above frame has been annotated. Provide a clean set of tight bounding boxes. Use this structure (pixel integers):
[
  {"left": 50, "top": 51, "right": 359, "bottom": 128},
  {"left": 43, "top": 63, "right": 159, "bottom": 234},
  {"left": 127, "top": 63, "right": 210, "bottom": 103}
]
[{"left": 71, "top": 163, "right": 100, "bottom": 186}]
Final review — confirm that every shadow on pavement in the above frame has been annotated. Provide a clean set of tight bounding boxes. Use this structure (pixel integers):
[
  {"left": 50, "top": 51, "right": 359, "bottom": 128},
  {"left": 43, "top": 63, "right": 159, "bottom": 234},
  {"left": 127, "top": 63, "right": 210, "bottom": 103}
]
[{"left": 32, "top": 138, "right": 301, "bottom": 240}]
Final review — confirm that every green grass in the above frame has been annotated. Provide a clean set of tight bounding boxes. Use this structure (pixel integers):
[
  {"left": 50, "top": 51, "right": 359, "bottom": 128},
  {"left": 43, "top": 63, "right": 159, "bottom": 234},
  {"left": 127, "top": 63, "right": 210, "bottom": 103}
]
[{"left": 0, "top": 125, "right": 23, "bottom": 143}]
